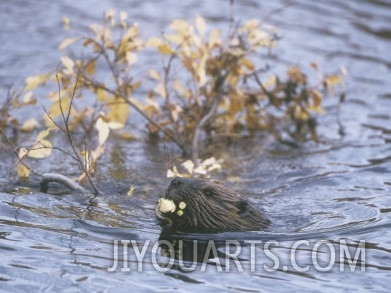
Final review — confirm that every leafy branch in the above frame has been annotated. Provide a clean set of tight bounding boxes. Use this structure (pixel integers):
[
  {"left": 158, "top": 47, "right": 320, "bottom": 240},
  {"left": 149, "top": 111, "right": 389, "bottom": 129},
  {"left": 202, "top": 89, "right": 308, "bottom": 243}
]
[{"left": 6, "top": 9, "right": 346, "bottom": 185}]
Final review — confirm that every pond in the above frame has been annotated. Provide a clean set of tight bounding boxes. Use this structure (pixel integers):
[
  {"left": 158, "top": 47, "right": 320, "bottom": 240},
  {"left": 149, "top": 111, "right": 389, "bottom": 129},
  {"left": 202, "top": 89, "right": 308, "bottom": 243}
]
[{"left": 1, "top": 0, "right": 391, "bottom": 292}]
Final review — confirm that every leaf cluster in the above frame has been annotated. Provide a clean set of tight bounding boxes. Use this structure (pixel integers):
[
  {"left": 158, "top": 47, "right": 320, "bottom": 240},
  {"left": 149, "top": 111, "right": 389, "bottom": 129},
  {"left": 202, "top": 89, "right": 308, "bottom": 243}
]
[{"left": 2, "top": 10, "right": 346, "bottom": 183}]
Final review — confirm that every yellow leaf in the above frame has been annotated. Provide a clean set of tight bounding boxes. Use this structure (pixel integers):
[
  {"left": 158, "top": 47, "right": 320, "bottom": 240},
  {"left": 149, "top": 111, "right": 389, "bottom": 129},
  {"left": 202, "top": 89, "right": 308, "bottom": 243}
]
[
  {"left": 28, "top": 139, "right": 53, "bottom": 158},
  {"left": 154, "top": 83, "right": 166, "bottom": 97},
  {"left": 312, "top": 90, "right": 322, "bottom": 108},
  {"left": 105, "top": 9, "right": 115, "bottom": 19},
  {"left": 195, "top": 16, "right": 207, "bottom": 37},
  {"left": 18, "top": 164, "right": 31, "bottom": 178},
  {"left": 95, "top": 117, "right": 110, "bottom": 145},
  {"left": 48, "top": 96, "right": 71, "bottom": 118},
  {"left": 18, "top": 148, "right": 28, "bottom": 160},
  {"left": 325, "top": 75, "right": 343, "bottom": 86},
  {"left": 164, "top": 34, "right": 184, "bottom": 44},
  {"left": 118, "top": 131, "right": 135, "bottom": 140},
  {"left": 170, "top": 104, "right": 182, "bottom": 122},
  {"left": 58, "top": 37, "right": 80, "bottom": 50},
  {"left": 194, "top": 166, "right": 207, "bottom": 175},
  {"left": 24, "top": 74, "right": 48, "bottom": 91},
  {"left": 169, "top": 19, "right": 189, "bottom": 32},
  {"left": 293, "top": 105, "right": 310, "bottom": 121},
  {"left": 130, "top": 80, "right": 141, "bottom": 91},
  {"left": 208, "top": 29, "right": 221, "bottom": 48},
  {"left": 128, "top": 97, "right": 144, "bottom": 109},
  {"left": 146, "top": 37, "right": 163, "bottom": 48},
  {"left": 108, "top": 122, "right": 124, "bottom": 130},
  {"left": 105, "top": 9, "right": 116, "bottom": 26},
  {"left": 124, "top": 25, "right": 139, "bottom": 40},
  {"left": 158, "top": 43, "right": 174, "bottom": 55},
  {"left": 181, "top": 160, "right": 194, "bottom": 174},
  {"left": 91, "top": 144, "right": 105, "bottom": 161},
  {"left": 61, "top": 56, "right": 74, "bottom": 75},
  {"left": 241, "top": 58, "right": 254, "bottom": 71},
  {"left": 126, "top": 52, "right": 138, "bottom": 66},
  {"left": 127, "top": 186, "right": 135, "bottom": 196},
  {"left": 262, "top": 75, "right": 277, "bottom": 88},
  {"left": 85, "top": 60, "right": 96, "bottom": 75},
  {"left": 120, "top": 11, "right": 128, "bottom": 27},
  {"left": 310, "top": 62, "right": 318, "bottom": 70},
  {"left": 20, "top": 118, "right": 39, "bottom": 132},
  {"left": 242, "top": 19, "right": 260, "bottom": 31},
  {"left": 202, "top": 157, "right": 217, "bottom": 166},
  {"left": 83, "top": 38, "right": 94, "bottom": 48},
  {"left": 109, "top": 97, "right": 129, "bottom": 126},
  {"left": 63, "top": 16, "right": 70, "bottom": 30},
  {"left": 96, "top": 88, "right": 109, "bottom": 102},
  {"left": 288, "top": 67, "right": 306, "bottom": 84},
  {"left": 36, "top": 129, "right": 51, "bottom": 141},
  {"left": 148, "top": 69, "right": 161, "bottom": 80},
  {"left": 309, "top": 90, "right": 324, "bottom": 114},
  {"left": 167, "top": 166, "right": 182, "bottom": 178},
  {"left": 22, "top": 92, "right": 37, "bottom": 105}
]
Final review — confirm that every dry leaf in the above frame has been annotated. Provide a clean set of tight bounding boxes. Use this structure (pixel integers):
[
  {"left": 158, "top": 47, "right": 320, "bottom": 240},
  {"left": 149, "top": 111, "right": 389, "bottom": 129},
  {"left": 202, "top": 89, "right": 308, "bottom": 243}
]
[
  {"left": 120, "top": 11, "right": 128, "bottom": 27},
  {"left": 63, "top": 16, "right": 70, "bottom": 30},
  {"left": 148, "top": 69, "right": 161, "bottom": 80},
  {"left": 36, "top": 129, "right": 50, "bottom": 141},
  {"left": 28, "top": 139, "right": 53, "bottom": 158},
  {"left": 169, "top": 19, "right": 189, "bottom": 33},
  {"left": 18, "top": 148, "right": 29, "bottom": 160},
  {"left": 24, "top": 75, "right": 48, "bottom": 91},
  {"left": 127, "top": 186, "right": 135, "bottom": 196},
  {"left": 22, "top": 92, "right": 37, "bottom": 105},
  {"left": 208, "top": 29, "right": 221, "bottom": 48},
  {"left": 58, "top": 37, "right": 80, "bottom": 50},
  {"left": 20, "top": 118, "right": 39, "bottom": 132},
  {"left": 18, "top": 164, "right": 31, "bottom": 178},
  {"left": 95, "top": 117, "right": 110, "bottom": 146},
  {"left": 181, "top": 160, "right": 194, "bottom": 174},
  {"left": 126, "top": 52, "right": 138, "bottom": 66},
  {"left": 61, "top": 56, "right": 74, "bottom": 75},
  {"left": 109, "top": 97, "right": 129, "bottom": 126},
  {"left": 195, "top": 16, "right": 207, "bottom": 37},
  {"left": 146, "top": 37, "right": 163, "bottom": 48},
  {"left": 85, "top": 60, "right": 96, "bottom": 75},
  {"left": 158, "top": 43, "right": 174, "bottom": 55},
  {"left": 96, "top": 88, "right": 109, "bottom": 102}
]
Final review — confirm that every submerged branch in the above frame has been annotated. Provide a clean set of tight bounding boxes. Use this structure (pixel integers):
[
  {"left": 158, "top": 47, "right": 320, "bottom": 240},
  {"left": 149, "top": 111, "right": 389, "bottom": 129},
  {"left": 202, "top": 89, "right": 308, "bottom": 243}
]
[{"left": 40, "top": 173, "right": 90, "bottom": 194}]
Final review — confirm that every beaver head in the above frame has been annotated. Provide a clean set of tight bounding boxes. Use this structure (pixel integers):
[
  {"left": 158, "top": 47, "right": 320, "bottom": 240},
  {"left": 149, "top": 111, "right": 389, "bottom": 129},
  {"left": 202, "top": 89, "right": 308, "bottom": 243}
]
[{"left": 155, "top": 177, "right": 270, "bottom": 233}]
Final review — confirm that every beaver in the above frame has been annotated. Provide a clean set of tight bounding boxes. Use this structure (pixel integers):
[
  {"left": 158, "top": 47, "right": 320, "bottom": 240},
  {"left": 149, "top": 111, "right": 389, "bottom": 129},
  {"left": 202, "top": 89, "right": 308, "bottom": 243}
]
[{"left": 155, "top": 177, "right": 270, "bottom": 233}]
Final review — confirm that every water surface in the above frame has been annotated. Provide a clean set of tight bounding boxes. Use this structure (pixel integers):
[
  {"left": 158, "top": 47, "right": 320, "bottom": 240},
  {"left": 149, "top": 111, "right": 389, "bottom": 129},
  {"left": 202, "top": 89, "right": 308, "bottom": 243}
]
[{"left": 1, "top": 0, "right": 390, "bottom": 292}]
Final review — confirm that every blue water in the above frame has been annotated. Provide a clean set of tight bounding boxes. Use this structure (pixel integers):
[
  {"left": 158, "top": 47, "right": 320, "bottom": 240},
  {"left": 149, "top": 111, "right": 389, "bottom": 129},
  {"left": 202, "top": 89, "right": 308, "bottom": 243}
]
[{"left": 1, "top": 0, "right": 391, "bottom": 292}]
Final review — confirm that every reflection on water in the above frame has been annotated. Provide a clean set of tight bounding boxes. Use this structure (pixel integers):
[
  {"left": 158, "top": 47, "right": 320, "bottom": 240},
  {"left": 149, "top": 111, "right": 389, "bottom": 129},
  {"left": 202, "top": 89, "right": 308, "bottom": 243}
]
[{"left": 1, "top": 0, "right": 391, "bottom": 291}]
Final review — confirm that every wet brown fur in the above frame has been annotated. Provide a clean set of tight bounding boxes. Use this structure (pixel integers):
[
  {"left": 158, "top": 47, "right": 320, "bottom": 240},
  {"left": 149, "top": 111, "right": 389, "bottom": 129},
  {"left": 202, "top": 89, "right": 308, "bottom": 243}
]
[{"left": 155, "top": 177, "right": 270, "bottom": 232}]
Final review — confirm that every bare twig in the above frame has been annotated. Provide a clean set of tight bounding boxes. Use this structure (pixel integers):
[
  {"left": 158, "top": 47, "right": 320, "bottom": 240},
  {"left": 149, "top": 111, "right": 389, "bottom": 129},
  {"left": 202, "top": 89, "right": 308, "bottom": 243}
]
[
  {"left": 191, "top": 91, "right": 222, "bottom": 163},
  {"left": 1, "top": 110, "right": 91, "bottom": 194},
  {"left": 163, "top": 53, "right": 177, "bottom": 124},
  {"left": 46, "top": 70, "right": 102, "bottom": 195},
  {"left": 42, "top": 106, "right": 65, "bottom": 132}
]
